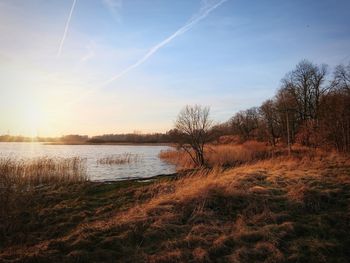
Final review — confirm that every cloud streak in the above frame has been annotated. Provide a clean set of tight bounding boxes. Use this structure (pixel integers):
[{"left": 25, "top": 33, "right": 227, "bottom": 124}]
[
  {"left": 61, "top": 0, "right": 228, "bottom": 110},
  {"left": 103, "top": 0, "right": 122, "bottom": 15},
  {"left": 101, "top": 0, "right": 228, "bottom": 87},
  {"left": 57, "top": 0, "right": 77, "bottom": 58}
]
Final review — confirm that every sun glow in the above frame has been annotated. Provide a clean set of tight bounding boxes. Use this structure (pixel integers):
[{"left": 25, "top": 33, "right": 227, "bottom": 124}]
[{"left": 18, "top": 102, "right": 48, "bottom": 137}]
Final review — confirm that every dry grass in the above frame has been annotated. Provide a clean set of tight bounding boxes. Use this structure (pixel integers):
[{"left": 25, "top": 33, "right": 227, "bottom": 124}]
[
  {"left": 160, "top": 141, "right": 272, "bottom": 169},
  {"left": 0, "top": 156, "right": 87, "bottom": 186},
  {"left": 97, "top": 153, "right": 142, "bottom": 165},
  {"left": 1, "top": 149, "right": 349, "bottom": 262},
  {"left": 0, "top": 156, "right": 87, "bottom": 223}
]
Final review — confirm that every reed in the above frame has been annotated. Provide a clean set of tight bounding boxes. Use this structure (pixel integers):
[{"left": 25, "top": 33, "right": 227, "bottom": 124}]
[
  {"left": 97, "top": 153, "right": 142, "bottom": 165},
  {"left": 160, "top": 141, "right": 271, "bottom": 169},
  {"left": 0, "top": 156, "right": 88, "bottom": 218},
  {"left": 0, "top": 156, "right": 87, "bottom": 186}
]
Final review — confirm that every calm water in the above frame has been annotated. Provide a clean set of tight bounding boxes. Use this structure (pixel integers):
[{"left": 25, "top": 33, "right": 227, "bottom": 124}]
[{"left": 0, "top": 142, "right": 176, "bottom": 181}]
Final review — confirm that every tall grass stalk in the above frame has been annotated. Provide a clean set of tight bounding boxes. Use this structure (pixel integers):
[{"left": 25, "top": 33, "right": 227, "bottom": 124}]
[
  {"left": 0, "top": 156, "right": 87, "bottom": 217},
  {"left": 160, "top": 141, "right": 272, "bottom": 169},
  {"left": 97, "top": 153, "right": 142, "bottom": 165},
  {"left": 0, "top": 156, "right": 87, "bottom": 186}
]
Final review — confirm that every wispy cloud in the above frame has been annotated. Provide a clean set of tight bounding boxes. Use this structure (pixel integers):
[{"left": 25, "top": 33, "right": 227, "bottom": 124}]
[
  {"left": 80, "top": 41, "right": 96, "bottom": 63},
  {"left": 102, "top": 0, "right": 122, "bottom": 15},
  {"left": 101, "top": 0, "right": 228, "bottom": 87},
  {"left": 62, "top": 0, "right": 228, "bottom": 110},
  {"left": 57, "top": 0, "right": 77, "bottom": 58}
]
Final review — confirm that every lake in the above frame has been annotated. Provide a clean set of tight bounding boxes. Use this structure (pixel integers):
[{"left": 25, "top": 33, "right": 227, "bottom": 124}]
[{"left": 0, "top": 142, "right": 176, "bottom": 181}]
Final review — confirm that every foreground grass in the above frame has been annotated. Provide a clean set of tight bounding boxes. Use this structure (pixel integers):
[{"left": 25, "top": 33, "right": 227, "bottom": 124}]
[
  {"left": 0, "top": 157, "right": 88, "bottom": 221},
  {"left": 1, "top": 153, "right": 350, "bottom": 262}
]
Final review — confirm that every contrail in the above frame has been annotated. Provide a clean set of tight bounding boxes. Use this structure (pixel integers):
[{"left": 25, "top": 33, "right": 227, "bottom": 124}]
[
  {"left": 62, "top": 0, "right": 228, "bottom": 110},
  {"left": 101, "top": 0, "right": 228, "bottom": 87},
  {"left": 57, "top": 0, "right": 77, "bottom": 58}
]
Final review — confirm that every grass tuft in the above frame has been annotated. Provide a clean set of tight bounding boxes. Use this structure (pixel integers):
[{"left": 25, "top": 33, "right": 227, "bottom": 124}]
[{"left": 97, "top": 153, "right": 142, "bottom": 165}]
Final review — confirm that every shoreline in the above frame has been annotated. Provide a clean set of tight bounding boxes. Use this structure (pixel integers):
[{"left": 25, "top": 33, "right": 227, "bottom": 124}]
[
  {"left": 0, "top": 141, "right": 175, "bottom": 146},
  {"left": 43, "top": 142, "right": 175, "bottom": 146},
  {"left": 92, "top": 171, "right": 180, "bottom": 184}
]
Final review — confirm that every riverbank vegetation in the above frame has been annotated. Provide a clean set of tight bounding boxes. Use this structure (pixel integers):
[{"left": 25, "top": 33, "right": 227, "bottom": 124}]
[
  {"left": 160, "top": 141, "right": 272, "bottom": 169},
  {"left": 0, "top": 157, "right": 88, "bottom": 224},
  {"left": 160, "top": 60, "right": 350, "bottom": 172},
  {"left": 97, "top": 153, "right": 142, "bottom": 165},
  {"left": 1, "top": 150, "right": 349, "bottom": 262}
]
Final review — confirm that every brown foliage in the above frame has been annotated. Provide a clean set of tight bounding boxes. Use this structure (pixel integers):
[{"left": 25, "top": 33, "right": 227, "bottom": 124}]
[
  {"left": 1, "top": 150, "right": 350, "bottom": 262},
  {"left": 218, "top": 60, "right": 350, "bottom": 153}
]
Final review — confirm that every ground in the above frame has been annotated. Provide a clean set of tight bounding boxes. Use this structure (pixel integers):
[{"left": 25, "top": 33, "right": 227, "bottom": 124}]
[{"left": 1, "top": 153, "right": 350, "bottom": 262}]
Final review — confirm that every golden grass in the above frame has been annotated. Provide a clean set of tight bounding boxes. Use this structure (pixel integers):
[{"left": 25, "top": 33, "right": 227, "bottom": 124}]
[
  {"left": 1, "top": 149, "right": 350, "bottom": 262},
  {"left": 160, "top": 141, "right": 272, "bottom": 169},
  {"left": 97, "top": 153, "right": 142, "bottom": 165},
  {"left": 0, "top": 156, "right": 88, "bottom": 220},
  {"left": 0, "top": 156, "right": 87, "bottom": 186}
]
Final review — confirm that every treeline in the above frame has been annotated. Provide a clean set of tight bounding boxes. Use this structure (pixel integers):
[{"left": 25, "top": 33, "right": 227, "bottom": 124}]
[
  {"left": 0, "top": 133, "right": 172, "bottom": 144},
  {"left": 218, "top": 60, "right": 350, "bottom": 152},
  {"left": 0, "top": 135, "right": 89, "bottom": 143},
  {"left": 88, "top": 133, "right": 172, "bottom": 143},
  {"left": 0, "top": 135, "right": 57, "bottom": 142}
]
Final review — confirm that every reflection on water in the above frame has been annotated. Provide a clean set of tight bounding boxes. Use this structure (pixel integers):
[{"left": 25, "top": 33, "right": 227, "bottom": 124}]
[{"left": 0, "top": 142, "right": 176, "bottom": 181}]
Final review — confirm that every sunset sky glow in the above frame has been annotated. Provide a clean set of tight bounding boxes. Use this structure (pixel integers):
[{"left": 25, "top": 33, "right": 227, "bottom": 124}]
[{"left": 0, "top": 0, "right": 350, "bottom": 136}]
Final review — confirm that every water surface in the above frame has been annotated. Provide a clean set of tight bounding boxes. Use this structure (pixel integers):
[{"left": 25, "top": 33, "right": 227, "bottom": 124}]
[{"left": 0, "top": 142, "right": 176, "bottom": 181}]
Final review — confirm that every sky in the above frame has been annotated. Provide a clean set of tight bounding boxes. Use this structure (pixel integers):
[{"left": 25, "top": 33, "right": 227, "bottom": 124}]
[{"left": 0, "top": 0, "right": 349, "bottom": 137}]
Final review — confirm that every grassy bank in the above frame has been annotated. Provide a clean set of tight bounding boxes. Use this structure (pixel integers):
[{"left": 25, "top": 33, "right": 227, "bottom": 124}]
[
  {"left": 160, "top": 141, "right": 276, "bottom": 169},
  {"left": 1, "top": 150, "right": 350, "bottom": 262}
]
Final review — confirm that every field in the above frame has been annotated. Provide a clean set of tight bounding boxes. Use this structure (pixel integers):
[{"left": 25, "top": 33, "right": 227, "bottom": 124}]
[{"left": 1, "top": 146, "right": 349, "bottom": 262}]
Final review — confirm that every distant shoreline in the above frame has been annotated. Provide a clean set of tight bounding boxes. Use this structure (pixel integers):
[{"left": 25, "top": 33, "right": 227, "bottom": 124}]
[
  {"left": 43, "top": 142, "right": 175, "bottom": 146},
  {"left": 0, "top": 141, "right": 174, "bottom": 146}
]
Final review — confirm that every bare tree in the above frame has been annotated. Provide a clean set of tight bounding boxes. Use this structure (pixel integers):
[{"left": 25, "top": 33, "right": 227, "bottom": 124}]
[
  {"left": 230, "top": 107, "right": 260, "bottom": 141},
  {"left": 320, "top": 63, "right": 350, "bottom": 152},
  {"left": 221, "top": 60, "right": 350, "bottom": 153},
  {"left": 260, "top": 99, "right": 280, "bottom": 146},
  {"left": 174, "top": 105, "right": 213, "bottom": 167},
  {"left": 333, "top": 63, "right": 350, "bottom": 91},
  {"left": 282, "top": 60, "right": 328, "bottom": 121}
]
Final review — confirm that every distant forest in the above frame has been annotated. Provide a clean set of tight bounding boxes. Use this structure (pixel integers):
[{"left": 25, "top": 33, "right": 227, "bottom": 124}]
[
  {"left": 1, "top": 60, "right": 349, "bottom": 151},
  {"left": 0, "top": 133, "right": 172, "bottom": 144}
]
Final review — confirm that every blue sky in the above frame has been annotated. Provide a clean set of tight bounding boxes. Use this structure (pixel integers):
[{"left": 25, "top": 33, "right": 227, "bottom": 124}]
[{"left": 0, "top": 0, "right": 349, "bottom": 136}]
